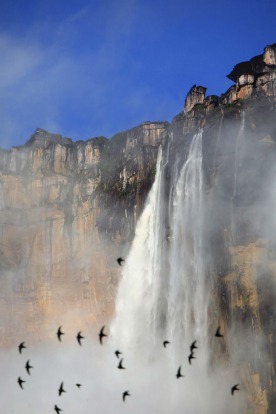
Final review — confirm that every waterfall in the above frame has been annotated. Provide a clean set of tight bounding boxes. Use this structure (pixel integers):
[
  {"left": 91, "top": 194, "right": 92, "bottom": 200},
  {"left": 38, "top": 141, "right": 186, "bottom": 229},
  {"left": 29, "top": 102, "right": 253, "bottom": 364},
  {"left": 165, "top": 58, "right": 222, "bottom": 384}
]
[
  {"left": 231, "top": 111, "right": 245, "bottom": 243},
  {"left": 167, "top": 131, "right": 209, "bottom": 355},
  {"left": 213, "top": 112, "right": 224, "bottom": 169},
  {"left": 110, "top": 147, "right": 167, "bottom": 352},
  {"left": 111, "top": 131, "right": 209, "bottom": 357},
  {"left": 233, "top": 111, "right": 245, "bottom": 200}
]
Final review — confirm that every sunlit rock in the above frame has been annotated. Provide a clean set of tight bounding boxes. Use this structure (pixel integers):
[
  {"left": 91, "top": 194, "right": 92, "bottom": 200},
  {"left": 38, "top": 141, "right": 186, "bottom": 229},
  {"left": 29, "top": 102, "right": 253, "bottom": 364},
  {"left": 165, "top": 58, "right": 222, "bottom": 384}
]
[
  {"left": 263, "top": 43, "right": 276, "bottom": 66},
  {"left": 183, "top": 84, "right": 207, "bottom": 113}
]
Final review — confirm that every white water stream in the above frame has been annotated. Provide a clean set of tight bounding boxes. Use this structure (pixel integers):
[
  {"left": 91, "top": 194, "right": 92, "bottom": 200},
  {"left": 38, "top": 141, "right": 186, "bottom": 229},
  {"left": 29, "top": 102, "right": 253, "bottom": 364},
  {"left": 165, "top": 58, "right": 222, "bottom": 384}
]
[
  {"left": 110, "top": 131, "right": 244, "bottom": 413},
  {"left": 111, "top": 131, "right": 210, "bottom": 353}
]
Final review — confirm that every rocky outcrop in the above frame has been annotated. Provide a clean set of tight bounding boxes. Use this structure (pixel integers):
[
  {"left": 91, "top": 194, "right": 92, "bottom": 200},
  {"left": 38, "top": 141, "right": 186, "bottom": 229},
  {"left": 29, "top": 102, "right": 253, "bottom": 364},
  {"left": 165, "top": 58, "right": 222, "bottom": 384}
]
[
  {"left": 183, "top": 84, "right": 207, "bottom": 113},
  {"left": 226, "top": 43, "right": 276, "bottom": 100}
]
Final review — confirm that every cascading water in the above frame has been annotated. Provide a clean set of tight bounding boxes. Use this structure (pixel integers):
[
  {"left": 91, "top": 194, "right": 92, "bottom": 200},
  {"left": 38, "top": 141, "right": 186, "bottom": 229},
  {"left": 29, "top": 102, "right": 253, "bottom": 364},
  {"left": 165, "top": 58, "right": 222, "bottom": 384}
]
[
  {"left": 111, "top": 131, "right": 209, "bottom": 355},
  {"left": 110, "top": 147, "right": 167, "bottom": 352},
  {"left": 110, "top": 131, "right": 244, "bottom": 414},
  {"left": 167, "top": 131, "right": 209, "bottom": 355},
  {"left": 231, "top": 111, "right": 245, "bottom": 243},
  {"left": 233, "top": 110, "right": 245, "bottom": 200},
  {"left": 213, "top": 112, "right": 224, "bottom": 170}
]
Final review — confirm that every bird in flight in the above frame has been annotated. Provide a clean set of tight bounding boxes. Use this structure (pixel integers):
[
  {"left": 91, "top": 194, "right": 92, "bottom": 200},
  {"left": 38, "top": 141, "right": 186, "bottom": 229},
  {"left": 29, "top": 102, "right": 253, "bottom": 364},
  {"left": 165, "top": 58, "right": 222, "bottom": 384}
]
[
  {"left": 76, "top": 383, "right": 82, "bottom": 388},
  {"left": 122, "top": 390, "right": 130, "bottom": 402},
  {"left": 58, "top": 382, "right": 66, "bottom": 396},
  {"left": 163, "top": 340, "right": 170, "bottom": 348},
  {"left": 99, "top": 326, "right": 107, "bottom": 344},
  {"left": 17, "top": 377, "right": 25, "bottom": 389},
  {"left": 231, "top": 384, "right": 240, "bottom": 395},
  {"left": 118, "top": 358, "right": 126, "bottom": 369},
  {"left": 25, "top": 360, "right": 33, "bottom": 375},
  {"left": 54, "top": 405, "right": 62, "bottom": 414},
  {"left": 215, "top": 326, "right": 223, "bottom": 338},
  {"left": 188, "top": 352, "right": 196, "bottom": 365},
  {"left": 57, "top": 326, "right": 65, "bottom": 342},
  {"left": 76, "top": 331, "right": 84, "bottom": 346},
  {"left": 18, "top": 342, "right": 26, "bottom": 354},
  {"left": 117, "top": 257, "right": 124, "bottom": 266},
  {"left": 176, "top": 366, "right": 184, "bottom": 379},
  {"left": 115, "top": 350, "right": 122, "bottom": 359},
  {"left": 190, "top": 340, "right": 198, "bottom": 353}
]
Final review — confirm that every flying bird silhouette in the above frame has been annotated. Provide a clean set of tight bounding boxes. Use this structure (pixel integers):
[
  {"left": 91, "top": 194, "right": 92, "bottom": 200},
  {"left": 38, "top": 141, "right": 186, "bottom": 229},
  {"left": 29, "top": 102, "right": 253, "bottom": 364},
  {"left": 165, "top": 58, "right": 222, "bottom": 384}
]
[
  {"left": 99, "top": 326, "right": 107, "bottom": 344},
  {"left": 54, "top": 405, "right": 62, "bottom": 414},
  {"left": 58, "top": 382, "right": 66, "bottom": 396},
  {"left": 57, "top": 326, "right": 65, "bottom": 342},
  {"left": 190, "top": 340, "right": 198, "bottom": 353},
  {"left": 163, "top": 340, "right": 170, "bottom": 348},
  {"left": 18, "top": 342, "right": 26, "bottom": 354},
  {"left": 215, "top": 326, "right": 223, "bottom": 338},
  {"left": 176, "top": 366, "right": 184, "bottom": 378},
  {"left": 76, "top": 383, "right": 82, "bottom": 388},
  {"left": 76, "top": 331, "right": 84, "bottom": 346},
  {"left": 122, "top": 390, "right": 130, "bottom": 402},
  {"left": 231, "top": 384, "right": 240, "bottom": 395},
  {"left": 117, "top": 257, "right": 124, "bottom": 266},
  {"left": 25, "top": 360, "right": 33, "bottom": 375},
  {"left": 118, "top": 358, "right": 126, "bottom": 369},
  {"left": 17, "top": 377, "right": 25, "bottom": 389},
  {"left": 115, "top": 350, "right": 122, "bottom": 359},
  {"left": 188, "top": 352, "right": 196, "bottom": 365}
]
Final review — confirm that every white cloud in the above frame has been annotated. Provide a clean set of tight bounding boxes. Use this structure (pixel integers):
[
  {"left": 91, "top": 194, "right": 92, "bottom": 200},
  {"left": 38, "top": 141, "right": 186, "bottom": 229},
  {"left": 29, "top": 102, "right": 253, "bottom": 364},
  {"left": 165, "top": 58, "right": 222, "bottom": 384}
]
[{"left": 0, "top": 35, "right": 43, "bottom": 88}]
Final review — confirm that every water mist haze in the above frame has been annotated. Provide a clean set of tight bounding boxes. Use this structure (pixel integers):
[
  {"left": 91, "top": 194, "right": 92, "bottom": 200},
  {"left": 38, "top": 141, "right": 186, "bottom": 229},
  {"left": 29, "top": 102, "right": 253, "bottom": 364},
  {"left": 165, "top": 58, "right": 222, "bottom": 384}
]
[
  {"left": 110, "top": 130, "right": 246, "bottom": 413},
  {"left": 111, "top": 106, "right": 276, "bottom": 412}
]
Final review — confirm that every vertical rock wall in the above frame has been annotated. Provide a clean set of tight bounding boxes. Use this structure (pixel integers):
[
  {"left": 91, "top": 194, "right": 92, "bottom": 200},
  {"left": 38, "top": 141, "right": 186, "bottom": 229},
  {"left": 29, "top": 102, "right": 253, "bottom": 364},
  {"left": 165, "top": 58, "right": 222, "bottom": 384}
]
[{"left": 0, "top": 123, "right": 168, "bottom": 344}]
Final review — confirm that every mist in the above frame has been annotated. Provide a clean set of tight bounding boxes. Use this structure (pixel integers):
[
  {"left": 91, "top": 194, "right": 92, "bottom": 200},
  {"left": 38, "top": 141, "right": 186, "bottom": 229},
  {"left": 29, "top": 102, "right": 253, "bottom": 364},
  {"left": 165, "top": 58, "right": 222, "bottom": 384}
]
[{"left": 0, "top": 331, "right": 246, "bottom": 414}]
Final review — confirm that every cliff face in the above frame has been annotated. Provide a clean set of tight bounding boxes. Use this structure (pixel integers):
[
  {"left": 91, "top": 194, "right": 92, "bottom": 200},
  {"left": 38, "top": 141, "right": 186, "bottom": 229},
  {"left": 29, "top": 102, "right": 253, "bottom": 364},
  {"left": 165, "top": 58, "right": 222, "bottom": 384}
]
[
  {"left": 1, "top": 44, "right": 276, "bottom": 413},
  {"left": 0, "top": 122, "right": 168, "bottom": 343},
  {"left": 169, "top": 44, "right": 276, "bottom": 414}
]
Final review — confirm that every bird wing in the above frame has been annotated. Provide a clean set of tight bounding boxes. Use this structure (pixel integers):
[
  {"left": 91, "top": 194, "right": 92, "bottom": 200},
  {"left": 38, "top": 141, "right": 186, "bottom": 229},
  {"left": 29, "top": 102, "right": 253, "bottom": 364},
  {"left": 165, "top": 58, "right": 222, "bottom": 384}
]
[
  {"left": 26, "top": 361, "right": 32, "bottom": 374},
  {"left": 19, "top": 342, "right": 25, "bottom": 353},
  {"left": 99, "top": 326, "right": 106, "bottom": 344},
  {"left": 18, "top": 378, "right": 24, "bottom": 389},
  {"left": 123, "top": 391, "right": 129, "bottom": 401},
  {"left": 58, "top": 382, "right": 64, "bottom": 395},
  {"left": 57, "top": 327, "right": 63, "bottom": 341},
  {"left": 231, "top": 384, "right": 239, "bottom": 394},
  {"left": 190, "top": 340, "right": 197, "bottom": 351}
]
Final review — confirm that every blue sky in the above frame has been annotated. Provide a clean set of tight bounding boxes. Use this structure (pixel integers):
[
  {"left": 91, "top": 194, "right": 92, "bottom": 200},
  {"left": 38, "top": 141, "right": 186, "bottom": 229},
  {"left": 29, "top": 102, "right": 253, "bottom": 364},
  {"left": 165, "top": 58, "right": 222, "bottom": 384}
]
[{"left": 1, "top": 0, "right": 275, "bottom": 149}]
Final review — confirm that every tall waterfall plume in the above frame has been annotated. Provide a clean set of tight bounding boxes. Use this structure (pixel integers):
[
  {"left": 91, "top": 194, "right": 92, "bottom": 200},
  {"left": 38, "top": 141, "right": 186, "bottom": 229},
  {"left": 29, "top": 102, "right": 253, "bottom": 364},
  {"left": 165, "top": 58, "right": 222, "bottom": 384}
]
[
  {"left": 111, "top": 131, "right": 210, "bottom": 356},
  {"left": 110, "top": 130, "right": 243, "bottom": 413},
  {"left": 110, "top": 147, "right": 167, "bottom": 352},
  {"left": 167, "top": 130, "right": 209, "bottom": 355}
]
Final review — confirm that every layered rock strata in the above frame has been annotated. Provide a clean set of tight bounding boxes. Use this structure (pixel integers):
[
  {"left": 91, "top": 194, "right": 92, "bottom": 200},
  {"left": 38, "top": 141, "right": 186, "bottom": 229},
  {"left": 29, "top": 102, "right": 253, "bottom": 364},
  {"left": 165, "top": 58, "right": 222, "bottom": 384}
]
[{"left": 0, "top": 123, "right": 168, "bottom": 344}]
